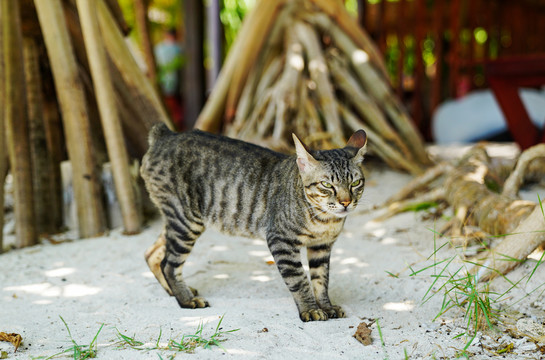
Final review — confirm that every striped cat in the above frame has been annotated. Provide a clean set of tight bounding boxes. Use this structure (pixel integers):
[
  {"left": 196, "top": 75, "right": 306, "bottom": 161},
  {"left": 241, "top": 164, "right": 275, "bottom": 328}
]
[{"left": 141, "top": 124, "right": 367, "bottom": 322}]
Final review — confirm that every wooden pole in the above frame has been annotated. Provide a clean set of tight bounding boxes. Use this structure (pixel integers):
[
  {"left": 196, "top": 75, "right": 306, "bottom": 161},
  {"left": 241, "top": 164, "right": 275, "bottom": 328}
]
[
  {"left": 34, "top": 0, "right": 107, "bottom": 238},
  {"left": 23, "top": 37, "right": 55, "bottom": 235},
  {"left": 76, "top": 0, "right": 141, "bottom": 235},
  {"left": 2, "top": 0, "right": 37, "bottom": 248}
]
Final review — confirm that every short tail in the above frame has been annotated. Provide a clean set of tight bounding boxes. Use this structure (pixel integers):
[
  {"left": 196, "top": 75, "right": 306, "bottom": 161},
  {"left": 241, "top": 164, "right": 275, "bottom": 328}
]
[{"left": 148, "top": 123, "right": 172, "bottom": 147}]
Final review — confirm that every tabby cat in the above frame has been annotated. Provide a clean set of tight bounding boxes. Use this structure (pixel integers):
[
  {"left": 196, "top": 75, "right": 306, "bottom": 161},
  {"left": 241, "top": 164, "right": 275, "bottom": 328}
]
[{"left": 140, "top": 123, "right": 367, "bottom": 322}]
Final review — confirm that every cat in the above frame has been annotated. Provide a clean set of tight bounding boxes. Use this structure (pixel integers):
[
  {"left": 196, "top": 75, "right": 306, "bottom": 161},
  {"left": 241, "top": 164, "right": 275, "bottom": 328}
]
[{"left": 140, "top": 123, "right": 367, "bottom": 322}]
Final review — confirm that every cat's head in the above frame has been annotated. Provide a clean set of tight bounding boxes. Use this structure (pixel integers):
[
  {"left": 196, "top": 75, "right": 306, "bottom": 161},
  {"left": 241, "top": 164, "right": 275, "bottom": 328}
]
[{"left": 293, "top": 131, "right": 367, "bottom": 218}]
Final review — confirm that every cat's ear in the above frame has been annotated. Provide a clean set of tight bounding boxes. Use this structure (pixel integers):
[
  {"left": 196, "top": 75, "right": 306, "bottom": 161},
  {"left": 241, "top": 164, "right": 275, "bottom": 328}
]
[
  {"left": 345, "top": 129, "right": 367, "bottom": 162},
  {"left": 292, "top": 133, "right": 318, "bottom": 173}
]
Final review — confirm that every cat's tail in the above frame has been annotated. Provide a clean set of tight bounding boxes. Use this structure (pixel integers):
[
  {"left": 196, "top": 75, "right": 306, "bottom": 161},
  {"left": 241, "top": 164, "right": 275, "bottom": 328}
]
[{"left": 148, "top": 122, "right": 173, "bottom": 147}]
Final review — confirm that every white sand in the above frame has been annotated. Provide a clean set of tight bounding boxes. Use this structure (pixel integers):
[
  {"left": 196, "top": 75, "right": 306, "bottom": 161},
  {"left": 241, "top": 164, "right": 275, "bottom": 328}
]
[{"left": 1, "top": 160, "right": 544, "bottom": 359}]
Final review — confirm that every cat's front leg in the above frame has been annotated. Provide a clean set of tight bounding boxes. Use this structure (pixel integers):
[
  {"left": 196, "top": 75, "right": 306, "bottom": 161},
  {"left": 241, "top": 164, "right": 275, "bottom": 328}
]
[
  {"left": 267, "top": 235, "right": 328, "bottom": 321},
  {"left": 307, "top": 244, "right": 346, "bottom": 319}
]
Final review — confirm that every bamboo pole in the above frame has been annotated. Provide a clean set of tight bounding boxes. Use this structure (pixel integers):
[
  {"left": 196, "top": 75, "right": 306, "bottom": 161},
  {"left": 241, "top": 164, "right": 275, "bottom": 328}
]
[
  {"left": 3, "top": 0, "right": 37, "bottom": 248},
  {"left": 77, "top": 0, "right": 141, "bottom": 235},
  {"left": 96, "top": 0, "right": 173, "bottom": 131},
  {"left": 34, "top": 0, "right": 107, "bottom": 238},
  {"left": 23, "top": 37, "right": 54, "bottom": 235}
]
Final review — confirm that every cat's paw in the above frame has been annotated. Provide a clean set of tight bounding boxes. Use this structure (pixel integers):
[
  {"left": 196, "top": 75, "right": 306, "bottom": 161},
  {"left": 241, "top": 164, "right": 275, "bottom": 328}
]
[
  {"left": 300, "top": 308, "right": 328, "bottom": 322},
  {"left": 322, "top": 305, "right": 346, "bottom": 319},
  {"left": 179, "top": 296, "right": 210, "bottom": 309}
]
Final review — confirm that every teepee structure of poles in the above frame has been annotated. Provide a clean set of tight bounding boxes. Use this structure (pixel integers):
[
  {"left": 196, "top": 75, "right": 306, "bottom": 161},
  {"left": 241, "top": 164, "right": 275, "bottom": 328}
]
[
  {"left": 1, "top": 0, "right": 172, "bottom": 250},
  {"left": 194, "top": 0, "right": 431, "bottom": 174}
]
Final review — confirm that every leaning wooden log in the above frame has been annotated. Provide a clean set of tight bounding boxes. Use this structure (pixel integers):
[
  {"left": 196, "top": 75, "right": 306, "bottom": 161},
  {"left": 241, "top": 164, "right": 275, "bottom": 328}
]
[
  {"left": 3, "top": 0, "right": 37, "bottom": 248},
  {"left": 77, "top": 0, "right": 141, "bottom": 235},
  {"left": 34, "top": 0, "right": 107, "bottom": 238},
  {"left": 23, "top": 37, "right": 56, "bottom": 235}
]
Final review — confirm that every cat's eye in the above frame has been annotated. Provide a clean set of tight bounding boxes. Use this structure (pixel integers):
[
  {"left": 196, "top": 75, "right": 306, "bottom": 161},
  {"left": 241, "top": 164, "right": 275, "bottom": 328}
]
[
  {"left": 321, "top": 181, "right": 333, "bottom": 188},
  {"left": 351, "top": 179, "right": 362, "bottom": 187}
]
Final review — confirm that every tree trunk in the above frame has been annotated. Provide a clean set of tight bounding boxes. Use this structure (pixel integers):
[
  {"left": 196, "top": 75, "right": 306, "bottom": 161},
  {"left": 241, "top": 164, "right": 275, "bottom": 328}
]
[
  {"left": 76, "top": 0, "right": 141, "bottom": 234},
  {"left": 3, "top": 0, "right": 37, "bottom": 248},
  {"left": 34, "top": 0, "right": 107, "bottom": 238}
]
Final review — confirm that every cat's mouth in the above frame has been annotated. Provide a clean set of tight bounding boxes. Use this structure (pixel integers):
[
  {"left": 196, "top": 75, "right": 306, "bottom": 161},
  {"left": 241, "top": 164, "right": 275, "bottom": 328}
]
[{"left": 326, "top": 206, "right": 352, "bottom": 218}]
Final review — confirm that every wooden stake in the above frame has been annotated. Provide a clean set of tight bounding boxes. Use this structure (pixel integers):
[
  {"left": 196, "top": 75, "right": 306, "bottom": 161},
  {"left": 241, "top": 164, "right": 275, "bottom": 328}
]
[
  {"left": 34, "top": 0, "right": 107, "bottom": 238},
  {"left": 3, "top": 0, "right": 37, "bottom": 248},
  {"left": 77, "top": 0, "right": 141, "bottom": 234}
]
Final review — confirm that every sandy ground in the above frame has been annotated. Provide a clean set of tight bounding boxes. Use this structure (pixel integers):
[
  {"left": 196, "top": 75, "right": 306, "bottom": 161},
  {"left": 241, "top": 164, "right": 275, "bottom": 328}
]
[{"left": 1, "top": 148, "right": 545, "bottom": 360}]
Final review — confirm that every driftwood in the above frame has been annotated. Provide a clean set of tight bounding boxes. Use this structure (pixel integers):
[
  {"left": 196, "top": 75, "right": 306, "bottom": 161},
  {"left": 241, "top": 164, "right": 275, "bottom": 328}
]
[
  {"left": 379, "top": 144, "right": 545, "bottom": 280},
  {"left": 194, "top": 0, "right": 430, "bottom": 174}
]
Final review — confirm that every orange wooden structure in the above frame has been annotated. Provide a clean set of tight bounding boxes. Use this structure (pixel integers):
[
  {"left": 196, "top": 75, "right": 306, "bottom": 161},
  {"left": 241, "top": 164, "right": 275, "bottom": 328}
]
[{"left": 358, "top": 0, "right": 545, "bottom": 142}]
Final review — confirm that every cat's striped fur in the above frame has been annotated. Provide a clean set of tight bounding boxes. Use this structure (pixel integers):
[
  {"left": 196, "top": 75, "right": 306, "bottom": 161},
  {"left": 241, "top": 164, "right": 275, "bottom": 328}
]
[{"left": 140, "top": 123, "right": 367, "bottom": 321}]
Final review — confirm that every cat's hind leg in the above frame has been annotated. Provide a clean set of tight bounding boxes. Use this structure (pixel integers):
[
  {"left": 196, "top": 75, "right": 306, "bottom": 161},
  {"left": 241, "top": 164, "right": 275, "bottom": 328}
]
[{"left": 160, "top": 197, "right": 208, "bottom": 308}]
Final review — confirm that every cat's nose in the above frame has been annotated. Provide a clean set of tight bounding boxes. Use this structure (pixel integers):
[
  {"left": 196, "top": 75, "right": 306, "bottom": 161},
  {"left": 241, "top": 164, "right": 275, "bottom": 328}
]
[{"left": 340, "top": 199, "right": 351, "bottom": 208}]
